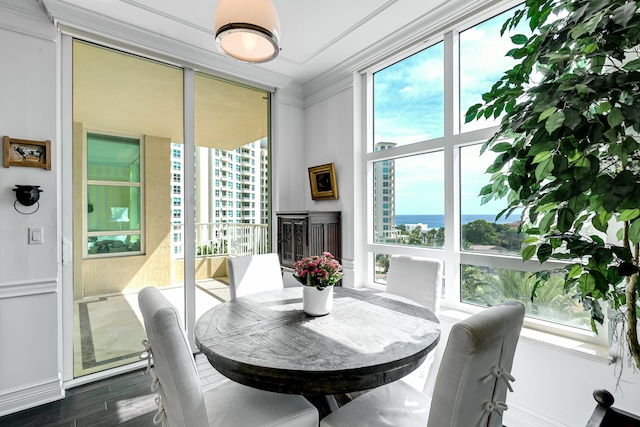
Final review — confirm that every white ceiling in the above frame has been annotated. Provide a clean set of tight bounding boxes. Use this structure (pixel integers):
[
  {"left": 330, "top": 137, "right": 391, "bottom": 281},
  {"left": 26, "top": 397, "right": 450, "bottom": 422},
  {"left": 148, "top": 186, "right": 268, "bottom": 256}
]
[{"left": 42, "top": 0, "right": 504, "bottom": 87}]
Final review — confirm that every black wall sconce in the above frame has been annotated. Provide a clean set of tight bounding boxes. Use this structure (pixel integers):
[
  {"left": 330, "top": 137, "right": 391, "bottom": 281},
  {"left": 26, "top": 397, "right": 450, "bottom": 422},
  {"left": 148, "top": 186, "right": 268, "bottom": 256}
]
[{"left": 13, "top": 185, "right": 42, "bottom": 214}]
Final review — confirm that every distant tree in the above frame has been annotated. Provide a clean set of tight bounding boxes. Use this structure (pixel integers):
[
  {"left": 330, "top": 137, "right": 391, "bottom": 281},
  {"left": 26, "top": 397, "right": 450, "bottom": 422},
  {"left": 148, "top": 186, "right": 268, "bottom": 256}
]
[
  {"left": 462, "top": 220, "right": 498, "bottom": 246},
  {"left": 408, "top": 225, "right": 424, "bottom": 245}
]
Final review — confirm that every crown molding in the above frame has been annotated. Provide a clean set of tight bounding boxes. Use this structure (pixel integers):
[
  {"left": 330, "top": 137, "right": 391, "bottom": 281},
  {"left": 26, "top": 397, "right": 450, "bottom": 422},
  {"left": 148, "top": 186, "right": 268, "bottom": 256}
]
[{"left": 0, "top": 0, "right": 57, "bottom": 41}]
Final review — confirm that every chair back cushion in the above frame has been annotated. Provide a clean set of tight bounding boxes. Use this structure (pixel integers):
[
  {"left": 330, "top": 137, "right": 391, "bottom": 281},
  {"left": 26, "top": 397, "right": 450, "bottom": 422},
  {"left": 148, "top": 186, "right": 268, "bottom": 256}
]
[
  {"left": 228, "top": 253, "right": 284, "bottom": 300},
  {"left": 428, "top": 300, "right": 525, "bottom": 427},
  {"left": 387, "top": 255, "right": 443, "bottom": 313},
  {"left": 138, "top": 287, "right": 208, "bottom": 427}
]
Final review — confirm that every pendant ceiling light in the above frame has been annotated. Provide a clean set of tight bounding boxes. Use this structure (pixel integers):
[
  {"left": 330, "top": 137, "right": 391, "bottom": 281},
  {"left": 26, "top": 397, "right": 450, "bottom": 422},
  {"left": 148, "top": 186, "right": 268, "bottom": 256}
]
[{"left": 214, "top": 0, "right": 281, "bottom": 63}]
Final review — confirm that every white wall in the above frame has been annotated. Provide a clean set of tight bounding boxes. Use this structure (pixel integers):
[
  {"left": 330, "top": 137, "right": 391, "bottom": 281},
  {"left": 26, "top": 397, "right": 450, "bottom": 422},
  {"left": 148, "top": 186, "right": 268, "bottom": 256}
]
[
  {"left": 272, "top": 87, "right": 306, "bottom": 213},
  {"left": 0, "top": 0, "right": 63, "bottom": 415},
  {"left": 306, "top": 82, "right": 640, "bottom": 427},
  {"left": 302, "top": 77, "right": 362, "bottom": 287}
]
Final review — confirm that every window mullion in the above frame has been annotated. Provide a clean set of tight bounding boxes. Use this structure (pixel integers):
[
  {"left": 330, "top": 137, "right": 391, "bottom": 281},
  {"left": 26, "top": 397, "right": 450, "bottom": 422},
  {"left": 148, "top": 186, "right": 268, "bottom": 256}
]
[{"left": 443, "top": 30, "right": 461, "bottom": 303}]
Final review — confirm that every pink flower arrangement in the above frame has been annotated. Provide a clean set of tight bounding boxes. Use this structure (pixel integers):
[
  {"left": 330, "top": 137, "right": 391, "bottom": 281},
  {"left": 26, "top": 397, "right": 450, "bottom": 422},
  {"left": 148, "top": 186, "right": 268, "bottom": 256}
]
[{"left": 293, "top": 252, "right": 344, "bottom": 290}]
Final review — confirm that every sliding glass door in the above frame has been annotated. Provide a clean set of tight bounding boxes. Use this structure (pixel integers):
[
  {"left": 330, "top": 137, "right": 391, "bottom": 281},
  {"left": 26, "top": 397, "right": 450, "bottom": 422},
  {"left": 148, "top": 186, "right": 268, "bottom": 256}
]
[
  {"left": 66, "top": 39, "right": 272, "bottom": 381},
  {"left": 193, "top": 73, "right": 270, "bottom": 313}
]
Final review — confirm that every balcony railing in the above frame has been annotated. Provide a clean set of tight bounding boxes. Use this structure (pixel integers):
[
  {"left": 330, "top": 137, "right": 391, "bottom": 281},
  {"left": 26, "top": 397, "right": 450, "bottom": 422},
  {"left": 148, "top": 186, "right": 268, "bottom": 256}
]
[{"left": 172, "top": 222, "right": 269, "bottom": 258}]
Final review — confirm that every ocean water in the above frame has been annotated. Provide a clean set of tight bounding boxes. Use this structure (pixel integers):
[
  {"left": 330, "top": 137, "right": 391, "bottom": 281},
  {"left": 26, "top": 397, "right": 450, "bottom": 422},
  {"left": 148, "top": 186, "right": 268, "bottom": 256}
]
[{"left": 395, "top": 214, "right": 519, "bottom": 229}]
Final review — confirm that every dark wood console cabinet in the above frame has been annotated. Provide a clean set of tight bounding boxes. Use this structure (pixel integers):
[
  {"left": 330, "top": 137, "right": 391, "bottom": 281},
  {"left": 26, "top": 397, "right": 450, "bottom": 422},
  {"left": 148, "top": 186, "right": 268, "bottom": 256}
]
[{"left": 276, "top": 211, "right": 341, "bottom": 268}]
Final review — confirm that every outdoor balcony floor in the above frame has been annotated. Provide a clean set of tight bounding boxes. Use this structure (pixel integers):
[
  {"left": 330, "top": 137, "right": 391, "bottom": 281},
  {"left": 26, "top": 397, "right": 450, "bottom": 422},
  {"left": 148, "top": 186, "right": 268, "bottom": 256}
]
[{"left": 73, "top": 278, "right": 230, "bottom": 378}]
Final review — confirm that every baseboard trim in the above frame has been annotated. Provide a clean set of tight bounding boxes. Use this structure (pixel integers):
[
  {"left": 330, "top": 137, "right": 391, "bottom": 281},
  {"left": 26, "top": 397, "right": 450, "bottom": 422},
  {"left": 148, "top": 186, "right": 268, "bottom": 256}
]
[
  {"left": 0, "top": 377, "right": 64, "bottom": 417},
  {"left": 504, "top": 401, "right": 570, "bottom": 427}
]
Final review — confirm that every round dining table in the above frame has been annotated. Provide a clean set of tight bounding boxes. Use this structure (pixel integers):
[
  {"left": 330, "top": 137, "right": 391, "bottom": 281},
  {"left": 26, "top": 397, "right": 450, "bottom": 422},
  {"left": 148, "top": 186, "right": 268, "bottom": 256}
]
[{"left": 194, "top": 286, "right": 440, "bottom": 402}]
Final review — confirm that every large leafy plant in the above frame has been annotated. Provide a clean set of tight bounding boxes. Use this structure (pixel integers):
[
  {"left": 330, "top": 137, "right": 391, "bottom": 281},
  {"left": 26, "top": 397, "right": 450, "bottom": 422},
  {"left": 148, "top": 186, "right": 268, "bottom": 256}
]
[{"left": 466, "top": 0, "right": 640, "bottom": 368}]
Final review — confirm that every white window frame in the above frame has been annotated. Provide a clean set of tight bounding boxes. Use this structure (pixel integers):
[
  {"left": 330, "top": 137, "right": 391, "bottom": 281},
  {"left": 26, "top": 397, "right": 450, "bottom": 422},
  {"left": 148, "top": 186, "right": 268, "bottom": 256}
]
[
  {"left": 84, "top": 129, "right": 145, "bottom": 259},
  {"left": 363, "top": 5, "right": 609, "bottom": 348}
]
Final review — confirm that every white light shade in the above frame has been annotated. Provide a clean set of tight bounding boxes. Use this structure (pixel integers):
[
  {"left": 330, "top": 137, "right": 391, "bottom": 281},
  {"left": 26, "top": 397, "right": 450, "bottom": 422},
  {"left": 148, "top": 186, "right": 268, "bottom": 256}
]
[{"left": 214, "top": 0, "right": 281, "bottom": 63}]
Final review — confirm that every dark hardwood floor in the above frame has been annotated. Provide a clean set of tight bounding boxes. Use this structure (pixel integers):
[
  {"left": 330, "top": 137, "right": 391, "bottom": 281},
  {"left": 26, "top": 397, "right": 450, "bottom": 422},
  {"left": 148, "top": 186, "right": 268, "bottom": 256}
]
[
  {"left": 0, "top": 354, "right": 230, "bottom": 427},
  {"left": 0, "top": 368, "right": 158, "bottom": 427}
]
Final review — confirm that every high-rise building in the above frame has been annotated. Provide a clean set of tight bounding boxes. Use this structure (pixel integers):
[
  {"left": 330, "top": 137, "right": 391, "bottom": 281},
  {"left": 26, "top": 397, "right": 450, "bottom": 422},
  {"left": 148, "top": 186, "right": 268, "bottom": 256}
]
[
  {"left": 170, "top": 141, "right": 267, "bottom": 258},
  {"left": 373, "top": 142, "right": 397, "bottom": 243}
]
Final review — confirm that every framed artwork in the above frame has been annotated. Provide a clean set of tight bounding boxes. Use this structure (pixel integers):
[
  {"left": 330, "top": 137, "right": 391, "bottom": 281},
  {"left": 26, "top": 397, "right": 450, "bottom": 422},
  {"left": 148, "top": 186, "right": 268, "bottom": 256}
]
[
  {"left": 308, "top": 163, "right": 339, "bottom": 200},
  {"left": 3, "top": 136, "right": 51, "bottom": 170}
]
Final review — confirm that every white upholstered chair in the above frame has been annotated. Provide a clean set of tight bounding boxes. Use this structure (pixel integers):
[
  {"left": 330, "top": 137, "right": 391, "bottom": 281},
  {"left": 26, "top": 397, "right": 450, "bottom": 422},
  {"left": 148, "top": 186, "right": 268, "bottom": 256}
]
[
  {"left": 138, "top": 286, "right": 319, "bottom": 427},
  {"left": 227, "top": 253, "right": 284, "bottom": 300},
  {"left": 321, "top": 300, "right": 525, "bottom": 427},
  {"left": 386, "top": 254, "right": 443, "bottom": 392}
]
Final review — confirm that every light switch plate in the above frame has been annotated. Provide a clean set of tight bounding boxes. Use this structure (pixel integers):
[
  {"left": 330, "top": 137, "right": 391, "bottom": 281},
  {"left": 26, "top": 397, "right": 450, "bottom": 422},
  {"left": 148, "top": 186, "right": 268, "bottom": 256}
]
[{"left": 28, "top": 227, "right": 43, "bottom": 244}]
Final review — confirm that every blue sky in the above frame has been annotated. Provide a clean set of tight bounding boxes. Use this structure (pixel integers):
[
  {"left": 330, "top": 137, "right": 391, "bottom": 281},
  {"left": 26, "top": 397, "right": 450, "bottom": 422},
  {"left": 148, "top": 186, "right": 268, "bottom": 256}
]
[{"left": 374, "top": 7, "right": 528, "bottom": 218}]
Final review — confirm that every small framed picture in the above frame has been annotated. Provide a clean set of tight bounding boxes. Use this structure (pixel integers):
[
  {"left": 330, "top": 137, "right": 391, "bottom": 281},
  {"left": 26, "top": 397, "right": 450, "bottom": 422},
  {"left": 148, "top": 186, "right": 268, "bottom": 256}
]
[
  {"left": 308, "top": 163, "right": 339, "bottom": 200},
  {"left": 3, "top": 136, "right": 51, "bottom": 170}
]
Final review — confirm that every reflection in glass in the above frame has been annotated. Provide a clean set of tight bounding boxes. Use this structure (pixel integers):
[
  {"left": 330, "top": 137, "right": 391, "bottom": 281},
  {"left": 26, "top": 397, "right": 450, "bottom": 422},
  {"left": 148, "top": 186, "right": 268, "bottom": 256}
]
[
  {"left": 373, "top": 151, "right": 444, "bottom": 248},
  {"left": 373, "top": 42, "right": 444, "bottom": 148},
  {"left": 461, "top": 265, "right": 590, "bottom": 330},
  {"left": 87, "top": 133, "right": 140, "bottom": 182},
  {"left": 88, "top": 234, "right": 141, "bottom": 254},
  {"left": 87, "top": 186, "right": 140, "bottom": 232}
]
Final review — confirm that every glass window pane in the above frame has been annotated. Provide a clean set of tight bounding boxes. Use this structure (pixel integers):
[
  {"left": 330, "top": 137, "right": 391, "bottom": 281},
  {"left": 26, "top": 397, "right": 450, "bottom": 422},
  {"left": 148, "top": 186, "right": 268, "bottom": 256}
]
[
  {"left": 459, "top": 6, "right": 529, "bottom": 132},
  {"left": 87, "top": 185, "right": 141, "bottom": 232},
  {"left": 374, "top": 151, "right": 444, "bottom": 248},
  {"left": 461, "top": 265, "right": 591, "bottom": 330},
  {"left": 374, "top": 253, "right": 390, "bottom": 285},
  {"left": 88, "top": 234, "right": 141, "bottom": 254},
  {"left": 373, "top": 42, "right": 444, "bottom": 148},
  {"left": 460, "top": 144, "right": 522, "bottom": 255},
  {"left": 87, "top": 134, "right": 140, "bottom": 182}
]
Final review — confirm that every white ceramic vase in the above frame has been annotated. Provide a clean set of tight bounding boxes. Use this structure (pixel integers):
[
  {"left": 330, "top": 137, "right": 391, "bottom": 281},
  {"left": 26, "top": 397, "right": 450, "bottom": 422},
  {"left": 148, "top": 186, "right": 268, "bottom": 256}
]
[{"left": 302, "top": 285, "right": 334, "bottom": 316}]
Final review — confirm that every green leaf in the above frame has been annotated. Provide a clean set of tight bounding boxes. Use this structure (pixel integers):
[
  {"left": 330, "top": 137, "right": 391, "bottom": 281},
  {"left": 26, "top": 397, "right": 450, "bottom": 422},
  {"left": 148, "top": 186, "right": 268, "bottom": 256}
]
[
  {"left": 465, "top": 103, "right": 482, "bottom": 123},
  {"left": 607, "top": 107, "right": 625, "bottom": 128},
  {"left": 567, "top": 264, "right": 583, "bottom": 279},
  {"left": 478, "top": 184, "right": 493, "bottom": 196},
  {"left": 579, "top": 273, "right": 596, "bottom": 294},
  {"left": 623, "top": 58, "right": 640, "bottom": 71},
  {"left": 539, "top": 211, "right": 556, "bottom": 233},
  {"left": 532, "top": 151, "right": 552, "bottom": 164},
  {"left": 511, "top": 34, "right": 528, "bottom": 45},
  {"left": 557, "top": 208, "right": 575, "bottom": 233},
  {"left": 491, "top": 142, "right": 513, "bottom": 153},
  {"left": 575, "top": 84, "right": 595, "bottom": 95},
  {"left": 570, "top": 11, "right": 604, "bottom": 39},
  {"left": 537, "top": 243, "right": 553, "bottom": 263},
  {"left": 620, "top": 209, "right": 640, "bottom": 222},
  {"left": 522, "top": 245, "right": 537, "bottom": 261},
  {"left": 629, "top": 219, "right": 640, "bottom": 245},
  {"left": 507, "top": 173, "right": 521, "bottom": 190},
  {"left": 545, "top": 111, "right": 565, "bottom": 134},
  {"left": 598, "top": 101, "right": 612, "bottom": 114},
  {"left": 535, "top": 158, "right": 554, "bottom": 181},
  {"left": 538, "top": 107, "right": 557, "bottom": 122},
  {"left": 592, "top": 214, "right": 609, "bottom": 233},
  {"left": 535, "top": 202, "right": 558, "bottom": 213},
  {"left": 612, "top": 2, "right": 636, "bottom": 28},
  {"left": 511, "top": 160, "right": 526, "bottom": 176},
  {"left": 522, "top": 236, "right": 538, "bottom": 244}
]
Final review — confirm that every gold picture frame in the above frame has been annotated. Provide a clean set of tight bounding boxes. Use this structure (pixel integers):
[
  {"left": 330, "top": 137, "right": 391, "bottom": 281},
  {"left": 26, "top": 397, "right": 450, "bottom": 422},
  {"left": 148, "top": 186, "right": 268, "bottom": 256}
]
[
  {"left": 308, "top": 163, "right": 339, "bottom": 200},
  {"left": 3, "top": 136, "right": 51, "bottom": 170}
]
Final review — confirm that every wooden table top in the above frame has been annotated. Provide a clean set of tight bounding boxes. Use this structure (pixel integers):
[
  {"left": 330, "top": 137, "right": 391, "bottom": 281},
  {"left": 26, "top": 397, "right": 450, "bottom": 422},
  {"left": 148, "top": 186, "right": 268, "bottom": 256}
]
[{"left": 195, "top": 287, "right": 440, "bottom": 395}]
